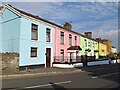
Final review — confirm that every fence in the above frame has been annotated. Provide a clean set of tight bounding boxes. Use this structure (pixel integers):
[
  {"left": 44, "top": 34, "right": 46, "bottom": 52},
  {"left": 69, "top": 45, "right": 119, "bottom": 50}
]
[{"left": 54, "top": 56, "right": 82, "bottom": 63}]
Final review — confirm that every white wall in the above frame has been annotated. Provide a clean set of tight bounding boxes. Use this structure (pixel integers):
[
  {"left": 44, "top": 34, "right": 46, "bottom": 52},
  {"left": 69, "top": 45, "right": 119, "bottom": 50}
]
[{"left": 112, "top": 47, "right": 117, "bottom": 53}]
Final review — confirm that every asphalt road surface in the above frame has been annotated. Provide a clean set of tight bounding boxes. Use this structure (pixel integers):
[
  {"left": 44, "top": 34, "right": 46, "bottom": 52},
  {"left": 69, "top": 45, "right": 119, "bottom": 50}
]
[{"left": 2, "top": 63, "right": 120, "bottom": 90}]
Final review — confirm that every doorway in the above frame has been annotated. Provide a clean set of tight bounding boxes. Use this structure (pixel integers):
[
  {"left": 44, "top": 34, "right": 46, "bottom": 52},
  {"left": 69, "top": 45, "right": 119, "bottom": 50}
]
[{"left": 46, "top": 48, "right": 51, "bottom": 67}]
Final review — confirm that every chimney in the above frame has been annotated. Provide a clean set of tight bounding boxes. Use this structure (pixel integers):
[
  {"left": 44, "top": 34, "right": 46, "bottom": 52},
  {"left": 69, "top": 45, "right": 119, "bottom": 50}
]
[
  {"left": 84, "top": 32, "right": 92, "bottom": 38},
  {"left": 63, "top": 22, "right": 72, "bottom": 30},
  {"left": 95, "top": 38, "right": 102, "bottom": 41}
]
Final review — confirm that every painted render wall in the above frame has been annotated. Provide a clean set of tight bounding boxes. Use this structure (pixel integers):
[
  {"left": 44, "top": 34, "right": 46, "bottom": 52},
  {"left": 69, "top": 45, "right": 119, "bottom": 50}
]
[
  {"left": 19, "top": 17, "right": 54, "bottom": 66},
  {"left": 111, "top": 47, "right": 117, "bottom": 53},
  {"left": 1, "top": 8, "right": 21, "bottom": 53},
  {"left": 54, "top": 27, "right": 80, "bottom": 61},
  {"left": 98, "top": 42, "right": 107, "bottom": 56},
  {"left": 0, "top": 12, "right": 2, "bottom": 52},
  {"left": 80, "top": 36, "right": 99, "bottom": 59},
  {"left": 1, "top": 8, "right": 54, "bottom": 67}
]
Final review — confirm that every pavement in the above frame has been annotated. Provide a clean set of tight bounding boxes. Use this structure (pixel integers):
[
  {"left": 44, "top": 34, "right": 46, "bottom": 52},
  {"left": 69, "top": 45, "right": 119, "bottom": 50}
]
[{"left": 0, "top": 67, "right": 82, "bottom": 80}]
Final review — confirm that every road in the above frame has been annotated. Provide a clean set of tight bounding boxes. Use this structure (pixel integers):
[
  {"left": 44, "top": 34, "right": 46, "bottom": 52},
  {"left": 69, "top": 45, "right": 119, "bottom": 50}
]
[{"left": 2, "top": 63, "right": 120, "bottom": 89}]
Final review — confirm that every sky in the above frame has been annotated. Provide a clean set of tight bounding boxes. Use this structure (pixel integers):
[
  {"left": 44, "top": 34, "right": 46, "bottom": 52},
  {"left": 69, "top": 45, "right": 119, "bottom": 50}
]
[{"left": 0, "top": 1, "right": 119, "bottom": 51}]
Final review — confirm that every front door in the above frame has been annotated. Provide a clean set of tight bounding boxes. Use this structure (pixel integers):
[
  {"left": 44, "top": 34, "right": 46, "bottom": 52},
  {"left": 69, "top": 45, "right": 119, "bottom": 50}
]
[
  {"left": 46, "top": 48, "right": 51, "bottom": 67},
  {"left": 70, "top": 53, "right": 72, "bottom": 63}
]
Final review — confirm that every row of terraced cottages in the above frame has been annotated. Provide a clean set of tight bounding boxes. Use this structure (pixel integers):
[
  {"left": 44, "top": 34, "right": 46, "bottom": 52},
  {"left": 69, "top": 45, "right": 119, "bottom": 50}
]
[{"left": 0, "top": 4, "right": 107, "bottom": 69}]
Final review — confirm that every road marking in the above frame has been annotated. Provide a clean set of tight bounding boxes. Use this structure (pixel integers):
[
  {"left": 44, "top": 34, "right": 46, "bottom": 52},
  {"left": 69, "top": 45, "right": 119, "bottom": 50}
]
[
  {"left": 92, "top": 72, "right": 119, "bottom": 79},
  {"left": 23, "top": 81, "right": 71, "bottom": 89}
]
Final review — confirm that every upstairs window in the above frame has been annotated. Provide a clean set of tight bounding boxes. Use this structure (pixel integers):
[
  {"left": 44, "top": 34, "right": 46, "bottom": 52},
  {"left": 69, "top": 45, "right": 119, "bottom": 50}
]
[
  {"left": 31, "top": 47, "right": 38, "bottom": 57},
  {"left": 90, "top": 41, "right": 92, "bottom": 48},
  {"left": 102, "top": 50, "right": 104, "bottom": 53},
  {"left": 31, "top": 23, "right": 38, "bottom": 40},
  {"left": 61, "top": 32, "right": 64, "bottom": 44},
  {"left": 88, "top": 41, "right": 90, "bottom": 47},
  {"left": 85, "top": 39, "right": 87, "bottom": 47},
  {"left": 93, "top": 42, "right": 95, "bottom": 48},
  {"left": 95, "top": 43, "right": 97, "bottom": 48},
  {"left": 75, "top": 36, "right": 77, "bottom": 46},
  {"left": 69, "top": 34, "right": 72, "bottom": 45},
  {"left": 46, "top": 28, "right": 51, "bottom": 42}
]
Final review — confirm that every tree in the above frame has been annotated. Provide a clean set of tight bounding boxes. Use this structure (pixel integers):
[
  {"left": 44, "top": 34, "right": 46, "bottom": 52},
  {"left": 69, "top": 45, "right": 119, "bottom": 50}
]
[{"left": 107, "top": 52, "right": 118, "bottom": 60}]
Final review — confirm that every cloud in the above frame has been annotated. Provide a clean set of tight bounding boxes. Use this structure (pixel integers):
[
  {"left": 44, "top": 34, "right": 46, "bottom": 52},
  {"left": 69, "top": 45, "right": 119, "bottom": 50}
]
[
  {"left": 6, "top": 2, "right": 67, "bottom": 19},
  {"left": 72, "top": 17, "right": 118, "bottom": 33},
  {"left": 67, "top": 2, "right": 118, "bottom": 17},
  {"left": 5, "top": 2, "right": 117, "bottom": 21},
  {"left": 93, "top": 29, "right": 118, "bottom": 38},
  {"left": 1, "top": 0, "right": 119, "bottom": 2},
  {"left": 2, "top": 2, "right": 118, "bottom": 50},
  {"left": 0, "top": 1, "right": 2, "bottom": 6},
  {"left": 92, "top": 29, "right": 119, "bottom": 49}
]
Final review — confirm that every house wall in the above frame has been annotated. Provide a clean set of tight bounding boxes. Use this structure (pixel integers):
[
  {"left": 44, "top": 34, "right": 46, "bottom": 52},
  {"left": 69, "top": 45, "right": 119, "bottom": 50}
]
[
  {"left": 1, "top": 8, "right": 54, "bottom": 67},
  {"left": 0, "top": 12, "right": 2, "bottom": 52},
  {"left": 1, "top": 8, "right": 21, "bottom": 53},
  {"left": 19, "top": 17, "right": 54, "bottom": 67},
  {"left": 112, "top": 47, "right": 117, "bottom": 53},
  {"left": 98, "top": 42, "right": 107, "bottom": 56},
  {"left": 80, "top": 36, "right": 85, "bottom": 55},
  {"left": 102, "top": 40, "right": 112, "bottom": 55},
  {"left": 80, "top": 36, "right": 99, "bottom": 59},
  {"left": 54, "top": 28, "right": 80, "bottom": 61}
]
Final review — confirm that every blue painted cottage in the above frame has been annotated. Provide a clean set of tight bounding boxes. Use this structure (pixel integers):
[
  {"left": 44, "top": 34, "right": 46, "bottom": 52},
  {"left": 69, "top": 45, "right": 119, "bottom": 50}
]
[{"left": 0, "top": 4, "right": 55, "bottom": 69}]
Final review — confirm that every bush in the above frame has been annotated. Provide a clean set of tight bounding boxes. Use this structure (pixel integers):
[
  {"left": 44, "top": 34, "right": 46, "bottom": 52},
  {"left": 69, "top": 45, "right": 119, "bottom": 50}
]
[{"left": 107, "top": 53, "right": 118, "bottom": 60}]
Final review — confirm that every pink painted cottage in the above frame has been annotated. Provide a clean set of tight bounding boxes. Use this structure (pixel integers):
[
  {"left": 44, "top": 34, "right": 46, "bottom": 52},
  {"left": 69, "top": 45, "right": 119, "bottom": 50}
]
[{"left": 54, "top": 22, "right": 82, "bottom": 63}]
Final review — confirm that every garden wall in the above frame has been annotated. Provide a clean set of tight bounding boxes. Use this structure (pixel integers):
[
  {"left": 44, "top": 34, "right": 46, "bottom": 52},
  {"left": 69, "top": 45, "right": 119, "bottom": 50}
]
[{"left": 0, "top": 53, "right": 19, "bottom": 74}]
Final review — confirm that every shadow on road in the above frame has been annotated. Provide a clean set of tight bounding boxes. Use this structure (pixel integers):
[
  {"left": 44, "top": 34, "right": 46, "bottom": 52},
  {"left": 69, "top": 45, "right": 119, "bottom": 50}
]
[
  {"left": 49, "top": 82, "right": 67, "bottom": 90},
  {"left": 81, "top": 63, "right": 120, "bottom": 88}
]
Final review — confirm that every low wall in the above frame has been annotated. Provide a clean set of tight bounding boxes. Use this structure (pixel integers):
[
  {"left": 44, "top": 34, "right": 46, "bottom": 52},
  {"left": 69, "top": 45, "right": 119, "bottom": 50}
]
[
  {"left": 53, "top": 59, "right": 120, "bottom": 68},
  {"left": 0, "top": 53, "right": 19, "bottom": 74},
  {"left": 53, "top": 63, "right": 83, "bottom": 68},
  {"left": 87, "top": 60, "right": 109, "bottom": 66},
  {"left": 111, "top": 59, "right": 120, "bottom": 64},
  {"left": 117, "top": 59, "right": 120, "bottom": 63}
]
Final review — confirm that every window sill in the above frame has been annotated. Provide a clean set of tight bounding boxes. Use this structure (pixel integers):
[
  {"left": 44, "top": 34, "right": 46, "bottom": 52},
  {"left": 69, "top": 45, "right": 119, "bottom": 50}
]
[
  {"left": 31, "top": 40, "right": 39, "bottom": 42},
  {"left": 30, "top": 57, "right": 38, "bottom": 59},
  {"left": 46, "top": 41, "right": 52, "bottom": 43}
]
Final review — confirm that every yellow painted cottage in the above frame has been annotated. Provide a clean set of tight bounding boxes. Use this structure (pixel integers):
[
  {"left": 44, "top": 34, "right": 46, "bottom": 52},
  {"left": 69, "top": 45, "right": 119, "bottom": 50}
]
[{"left": 98, "top": 42, "right": 107, "bottom": 57}]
